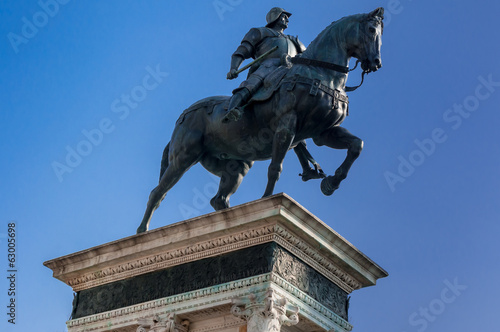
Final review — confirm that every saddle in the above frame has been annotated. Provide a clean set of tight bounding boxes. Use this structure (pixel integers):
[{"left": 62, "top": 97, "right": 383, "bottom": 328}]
[
  {"left": 245, "top": 63, "right": 349, "bottom": 115},
  {"left": 247, "top": 65, "right": 290, "bottom": 104}
]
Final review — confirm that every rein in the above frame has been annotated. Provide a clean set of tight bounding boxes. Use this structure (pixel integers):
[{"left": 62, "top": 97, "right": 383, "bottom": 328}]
[
  {"left": 291, "top": 57, "right": 368, "bottom": 92},
  {"left": 291, "top": 57, "right": 349, "bottom": 74}
]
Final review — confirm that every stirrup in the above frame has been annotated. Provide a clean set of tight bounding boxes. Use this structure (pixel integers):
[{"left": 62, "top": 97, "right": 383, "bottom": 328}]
[{"left": 299, "top": 164, "right": 326, "bottom": 182}]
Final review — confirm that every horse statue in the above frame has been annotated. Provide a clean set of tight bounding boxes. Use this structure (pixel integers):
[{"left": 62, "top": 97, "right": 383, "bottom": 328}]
[{"left": 137, "top": 8, "right": 384, "bottom": 233}]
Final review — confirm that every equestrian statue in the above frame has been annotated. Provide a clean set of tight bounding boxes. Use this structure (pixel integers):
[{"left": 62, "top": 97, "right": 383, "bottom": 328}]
[{"left": 137, "top": 7, "right": 384, "bottom": 233}]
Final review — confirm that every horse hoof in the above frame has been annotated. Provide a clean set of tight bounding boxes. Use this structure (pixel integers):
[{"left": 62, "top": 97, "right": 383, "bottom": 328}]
[
  {"left": 136, "top": 225, "right": 147, "bottom": 234},
  {"left": 210, "top": 196, "right": 229, "bottom": 211},
  {"left": 321, "top": 176, "right": 338, "bottom": 196}
]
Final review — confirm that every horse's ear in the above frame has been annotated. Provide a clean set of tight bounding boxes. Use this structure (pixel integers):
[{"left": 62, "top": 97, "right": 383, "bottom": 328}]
[{"left": 369, "top": 7, "right": 385, "bottom": 19}]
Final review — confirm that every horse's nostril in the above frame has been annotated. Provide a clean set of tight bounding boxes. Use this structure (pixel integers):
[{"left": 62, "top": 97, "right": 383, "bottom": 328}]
[{"left": 374, "top": 58, "right": 382, "bottom": 67}]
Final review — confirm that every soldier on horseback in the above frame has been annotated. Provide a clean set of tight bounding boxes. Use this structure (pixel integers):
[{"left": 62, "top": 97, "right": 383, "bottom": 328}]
[
  {"left": 137, "top": 7, "right": 384, "bottom": 233},
  {"left": 223, "top": 7, "right": 323, "bottom": 182},
  {"left": 223, "top": 7, "right": 306, "bottom": 122}
]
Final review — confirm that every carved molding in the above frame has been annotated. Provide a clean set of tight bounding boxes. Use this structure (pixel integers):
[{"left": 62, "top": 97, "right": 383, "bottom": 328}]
[
  {"left": 137, "top": 313, "right": 189, "bottom": 332},
  {"left": 67, "top": 224, "right": 360, "bottom": 294},
  {"left": 185, "top": 306, "right": 244, "bottom": 332},
  {"left": 67, "top": 273, "right": 352, "bottom": 332},
  {"left": 189, "top": 320, "right": 243, "bottom": 332},
  {"left": 68, "top": 226, "right": 276, "bottom": 291}
]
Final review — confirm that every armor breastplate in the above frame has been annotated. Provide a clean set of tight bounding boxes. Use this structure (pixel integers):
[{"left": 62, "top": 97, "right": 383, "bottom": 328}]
[{"left": 256, "top": 36, "right": 298, "bottom": 59}]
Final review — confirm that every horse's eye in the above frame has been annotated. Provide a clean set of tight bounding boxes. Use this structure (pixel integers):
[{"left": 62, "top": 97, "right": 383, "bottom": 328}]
[{"left": 369, "top": 27, "right": 376, "bottom": 34}]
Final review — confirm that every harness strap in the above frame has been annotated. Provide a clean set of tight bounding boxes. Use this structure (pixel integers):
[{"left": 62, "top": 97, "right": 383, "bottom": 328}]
[
  {"left": 282, "top": 75, "right": 349, "bottom": 115},
  {"left": 291, "top": 57, "right": 349, "bottom": 74},
  {"left": 291, "top": 57, "right": 367, "bottom": 92},
  {"left": 283, "top": 76, "right": 348, "bottom": 102}
]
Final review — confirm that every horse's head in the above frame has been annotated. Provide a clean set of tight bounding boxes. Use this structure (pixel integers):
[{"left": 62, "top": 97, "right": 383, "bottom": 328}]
[{"left": 347, "top": 7, "right": 384, "bottom": 73}]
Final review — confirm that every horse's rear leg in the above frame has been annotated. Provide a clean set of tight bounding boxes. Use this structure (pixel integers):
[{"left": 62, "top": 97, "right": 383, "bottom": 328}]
[
  {"left": 137, "top": 139, "right": 203, "bottom": 233},
  {"left": 209, "top": 160, "right": 253, "bottom": 210},
  {"left": 313, "top": 126, "right": 363, "bottom": 196},
  {"left": 263, "top": 113, "right": 297, "bottom": 197}
]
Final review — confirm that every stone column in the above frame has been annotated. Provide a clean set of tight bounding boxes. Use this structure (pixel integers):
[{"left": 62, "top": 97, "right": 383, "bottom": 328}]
[{"left": 231, "top": 289, "right": 299, "bottom": 332}]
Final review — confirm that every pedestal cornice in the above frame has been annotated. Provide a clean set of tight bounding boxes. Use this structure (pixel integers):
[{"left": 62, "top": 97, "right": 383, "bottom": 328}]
[{"left": 44, "top": 193, "right": 387, "bottom": 294}]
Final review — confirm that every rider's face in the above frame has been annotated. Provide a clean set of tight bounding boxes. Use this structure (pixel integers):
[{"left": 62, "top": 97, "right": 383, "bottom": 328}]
[{"left": 276, "top": 13, "right": 289, "bottom": 29}]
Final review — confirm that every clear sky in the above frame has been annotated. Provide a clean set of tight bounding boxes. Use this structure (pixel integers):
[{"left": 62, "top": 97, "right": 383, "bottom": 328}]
[{"left": 1, "top": 0, "right": 499, "bottom": 331}]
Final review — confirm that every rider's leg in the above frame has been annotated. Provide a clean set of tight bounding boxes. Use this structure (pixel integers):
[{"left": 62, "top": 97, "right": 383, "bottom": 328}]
[
  {"left": 222, "top": 70, "right": 266, "bottom": 123},
  {"left": 222, "top": 88, "right": 251, "bottom": 123}
]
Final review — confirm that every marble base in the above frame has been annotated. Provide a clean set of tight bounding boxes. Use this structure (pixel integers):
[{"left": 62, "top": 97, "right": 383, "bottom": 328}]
[{"left": 44, "top": 193, "right": 387, "bottom": 332}]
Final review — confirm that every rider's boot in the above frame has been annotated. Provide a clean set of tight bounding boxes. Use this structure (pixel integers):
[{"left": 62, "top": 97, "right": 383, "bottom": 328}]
[{"left": 222, "top": 88, "right": 251, "bottom": 123}]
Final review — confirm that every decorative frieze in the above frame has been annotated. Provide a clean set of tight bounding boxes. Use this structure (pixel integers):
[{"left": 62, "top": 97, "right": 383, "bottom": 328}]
[
  {"left": 273, "top": 225, "right": 362, "bottom": 292},
  {"left": 271, "top": 245, "right": 348, "bottom": 320},
  {"left": 66, "top": 224, "right": 360, "bottom": 294},
  {"left": 67, "top": 225, "right": 276, "bottom": 291},
  {"left": 72, "top": 243, "right": 349, "bottom": 321}
]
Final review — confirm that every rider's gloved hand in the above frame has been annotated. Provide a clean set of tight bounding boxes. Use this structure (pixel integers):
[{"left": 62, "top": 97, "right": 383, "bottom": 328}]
[{"left": 227, "top": 69, "right": 239, "bottom": 80}]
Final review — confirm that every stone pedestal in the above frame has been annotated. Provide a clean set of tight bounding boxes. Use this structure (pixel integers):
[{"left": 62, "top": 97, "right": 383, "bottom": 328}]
[{"left": 44, "top": 193, "right": 387, "bottom": 332}]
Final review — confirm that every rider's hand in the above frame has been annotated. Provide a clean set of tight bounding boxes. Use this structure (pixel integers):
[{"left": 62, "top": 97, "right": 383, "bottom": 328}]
[{"left": 227, "top": 69, "right": 239, "bottom": 80}]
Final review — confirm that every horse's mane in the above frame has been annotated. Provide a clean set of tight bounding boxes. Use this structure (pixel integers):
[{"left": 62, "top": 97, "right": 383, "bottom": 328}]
[{"left": 302, "top": 12, "right": 382, "bottom": 58}]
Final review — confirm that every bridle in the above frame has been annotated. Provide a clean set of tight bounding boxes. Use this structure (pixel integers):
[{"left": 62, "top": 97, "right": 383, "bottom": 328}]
[{"left": 290, "top": 16, "right": 381, "bottom": 92}]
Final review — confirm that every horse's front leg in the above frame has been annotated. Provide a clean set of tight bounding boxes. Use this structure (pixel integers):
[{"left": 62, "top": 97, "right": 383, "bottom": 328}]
[
  {"left": 262, "top": 113, "right": 297, "bottom": 197},
  {"left": 313, "top": 126, "right": 363, "bottom": 196}
]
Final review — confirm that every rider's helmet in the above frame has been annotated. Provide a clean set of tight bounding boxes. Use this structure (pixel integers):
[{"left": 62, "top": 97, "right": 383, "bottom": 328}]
[{"left": 265, "top": 7, "right": 292, "bottom": 27}]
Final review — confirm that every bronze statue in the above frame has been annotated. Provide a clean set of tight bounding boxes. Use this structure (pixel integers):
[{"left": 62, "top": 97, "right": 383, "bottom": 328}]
[{"left": 137, "top": 8, "right": 384, "bottom": 233}]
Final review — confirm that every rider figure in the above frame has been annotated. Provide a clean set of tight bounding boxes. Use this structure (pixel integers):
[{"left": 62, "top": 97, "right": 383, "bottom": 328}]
[
  {"left": 224, "top": 7, "right": 324, "bottom": 182},
  {"left": 222, "top": 7, "right": 306, "bottom": 123}
]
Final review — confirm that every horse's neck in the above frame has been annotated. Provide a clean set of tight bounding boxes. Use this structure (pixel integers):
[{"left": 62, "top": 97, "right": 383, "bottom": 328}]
[{"left": 299, "top": 21, "right": 351, "bottom": 90}]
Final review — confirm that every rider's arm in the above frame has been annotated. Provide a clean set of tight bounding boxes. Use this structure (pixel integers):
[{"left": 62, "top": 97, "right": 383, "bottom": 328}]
[
  {"left": 227, "top": 54, "right": 245, "bottom": 79},
  {"left": 227, "top": 28, "right": 262, "bottom": 79}
]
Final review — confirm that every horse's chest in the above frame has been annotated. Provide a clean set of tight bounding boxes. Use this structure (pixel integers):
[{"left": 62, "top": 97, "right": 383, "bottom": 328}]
[
  {"left": 296, "top": 87, "right": 348, "bottom": 134},
  {"left": 306, "top": 104, "right": 346, "bottom": 133},
  {"left": 283, "top": 75, "right": 348, "bottom": 123}
]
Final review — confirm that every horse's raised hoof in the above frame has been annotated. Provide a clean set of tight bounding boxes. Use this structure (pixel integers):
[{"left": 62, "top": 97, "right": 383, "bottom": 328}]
[
  {"left": 321, "top": 176, "right": 339, "bottom": 196},
  {"left": 210, "top": 196, "right": 229, "bottom": 211},
  {"left": 222, "top": 108, "right": 243, "bottom": 123}
]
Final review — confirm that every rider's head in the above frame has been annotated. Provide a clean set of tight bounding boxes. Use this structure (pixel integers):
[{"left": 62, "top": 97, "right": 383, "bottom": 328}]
[{"left": 266, "top": 7, "right": 291, "bottom": 30}]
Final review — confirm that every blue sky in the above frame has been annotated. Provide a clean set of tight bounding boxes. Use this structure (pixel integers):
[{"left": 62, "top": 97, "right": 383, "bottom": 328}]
[{"left": 1, "top": 0, "right": 499, "bottom": 331}]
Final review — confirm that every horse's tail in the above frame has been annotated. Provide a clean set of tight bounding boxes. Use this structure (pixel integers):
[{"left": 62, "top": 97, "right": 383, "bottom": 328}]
[{"left": 159, "top": 142, "right": 170, "bottom": 182}]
